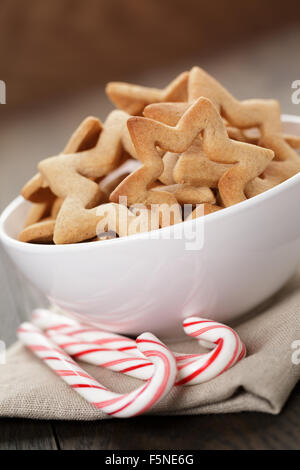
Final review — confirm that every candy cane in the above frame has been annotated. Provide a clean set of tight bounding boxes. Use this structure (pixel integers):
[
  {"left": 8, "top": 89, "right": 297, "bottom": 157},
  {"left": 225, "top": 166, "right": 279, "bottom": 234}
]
[
  {"left": 31, "top": 310, "right": 207, "bottom": 381},
  {"left": 32, "top": 310, "right": 137, "bottom": 353},
  {"left": 42, "top": 331, "right": 153, "bottom": 380},
  {"left": 17, "top": 322, "right": 177, "bottom": 418},
  {"left": 176, "top": 317, "right": 246, "bottom": 385},
  {"left": 31, "top": 309, "right": 246, "bottom": 385},
  {"left": 33, "top": 310, "right": 151, "bottom": 379}
]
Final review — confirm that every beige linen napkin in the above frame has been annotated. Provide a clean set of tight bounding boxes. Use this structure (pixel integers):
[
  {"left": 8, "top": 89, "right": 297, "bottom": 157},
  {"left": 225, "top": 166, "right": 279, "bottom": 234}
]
[{"left": 0, "top": 271, "right": 300, "bottom": 420}]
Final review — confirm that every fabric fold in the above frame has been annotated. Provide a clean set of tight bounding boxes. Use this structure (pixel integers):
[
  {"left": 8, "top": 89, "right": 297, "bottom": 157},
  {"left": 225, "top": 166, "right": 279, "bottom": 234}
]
[{"left": 1, "top": 270, "right": 300, "bottom": 420}]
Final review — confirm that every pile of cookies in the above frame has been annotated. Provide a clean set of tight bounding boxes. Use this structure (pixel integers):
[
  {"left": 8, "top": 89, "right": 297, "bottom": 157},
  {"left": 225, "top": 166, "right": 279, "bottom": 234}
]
[{"left": 19, "top": 67, "right": 300, "bottom": 244}]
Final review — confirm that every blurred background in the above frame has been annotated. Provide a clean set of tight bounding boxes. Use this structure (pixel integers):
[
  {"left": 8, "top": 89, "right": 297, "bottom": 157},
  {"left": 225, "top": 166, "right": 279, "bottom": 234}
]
[
  {"left": 0, "top": 0, "right": 300, "bottom": 342},
  {"left": 1, "top": 0, "right": 300, "bottom": 210}
]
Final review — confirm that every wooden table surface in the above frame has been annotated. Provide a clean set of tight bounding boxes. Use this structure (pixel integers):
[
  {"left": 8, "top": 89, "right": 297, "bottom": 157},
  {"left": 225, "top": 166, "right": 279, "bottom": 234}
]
[{"left": 1, "top": 25, "right": 300, "bottom": 451}]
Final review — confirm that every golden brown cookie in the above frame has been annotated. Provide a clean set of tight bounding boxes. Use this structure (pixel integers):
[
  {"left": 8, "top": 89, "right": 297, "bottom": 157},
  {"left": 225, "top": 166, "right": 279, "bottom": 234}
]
[
  {"left": 21, "top": 173, "right": 51, "bottom": 203},
  {"left": 188, "top": 67, "right": 300, "bottom": 166},
  {"left": 186, "top": 203, "right": 222, "bottom": 220},
  {"left": 38, "top": 111, "right": 155, "bottom": 243},
  {"left": 126, "top": 97, "right": 273, "bottom": 207},
  {"left": 24, "top": 193, "right": 56, "bottom": 227},
  {"left": 144, "top": 100, "right": 294, "bottom": 199},
  {"left": 21, "top": 117, "right": 103, "bottom": 204},
  {"left": 283, "top": 134, "right": 300, "bottom": 149},
  {"left": 159, "top": 152, "right": 180, "bottom": 185},
  {"left": 152, "top": 183, "right": 215, "bottom": 205},
  {"left": 106, "top": 71, "right": 189, "bottom": 115},
  {"left": 19, "top": 218, "right": 56, "bottom": 244}
]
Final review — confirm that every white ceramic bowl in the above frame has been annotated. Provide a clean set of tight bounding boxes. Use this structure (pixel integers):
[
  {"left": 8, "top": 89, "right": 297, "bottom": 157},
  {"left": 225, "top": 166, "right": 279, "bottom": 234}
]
[{"left": 1, "top": 115, "right": 300, "bottom": 339}]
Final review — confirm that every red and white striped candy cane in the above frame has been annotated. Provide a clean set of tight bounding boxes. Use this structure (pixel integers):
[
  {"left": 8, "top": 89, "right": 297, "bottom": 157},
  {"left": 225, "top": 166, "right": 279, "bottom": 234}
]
[
  {"left": 32, "top": 310, "right": 137, "bottom": 353},
  {"left": 41, "top": 331, "right": 153, "bottom": 380},
  {"left": 33, "top": 309, "right": 150, "bottom": 379},
  {"left": 17, "top": 322, "right": 177, "bottom": 418},
  {"left": 175, "top": 317, "right": 246, "bottom": 385},
  {"left": 31, "top": 309, "right": 246, "bottom": 386},
  {"left": 32, "top": 310, "right": 199, "bottom": 380}
]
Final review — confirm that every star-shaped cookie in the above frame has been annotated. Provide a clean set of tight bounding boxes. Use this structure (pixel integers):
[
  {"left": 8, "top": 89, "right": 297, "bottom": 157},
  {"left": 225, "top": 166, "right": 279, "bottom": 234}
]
[
  {"left": 106, "top": 71, "right": 189, "bottom": 115},
  {"left": 37, "top": 111, "right": 156, "bottom": 244},
  {"left": 110, "top": 97, "right": 274, "bottom": 208}
]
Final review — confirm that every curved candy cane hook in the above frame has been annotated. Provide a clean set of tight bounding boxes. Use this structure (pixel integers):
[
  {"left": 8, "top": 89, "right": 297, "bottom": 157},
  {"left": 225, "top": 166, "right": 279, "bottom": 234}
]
[{"left": 176, "top": 317, "right": 246, "bottom": 385}]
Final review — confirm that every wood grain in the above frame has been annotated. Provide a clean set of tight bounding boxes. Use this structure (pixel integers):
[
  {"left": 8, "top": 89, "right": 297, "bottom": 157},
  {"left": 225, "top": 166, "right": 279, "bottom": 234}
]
[{"left": 0, "top": 419, "right": 58, "bottom": 450}]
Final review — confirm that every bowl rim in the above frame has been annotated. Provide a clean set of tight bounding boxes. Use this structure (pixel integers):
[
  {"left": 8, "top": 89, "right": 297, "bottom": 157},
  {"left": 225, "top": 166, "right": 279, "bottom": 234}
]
[{"left": 1, "top": 113, "right": 300, "bottom": 253}]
